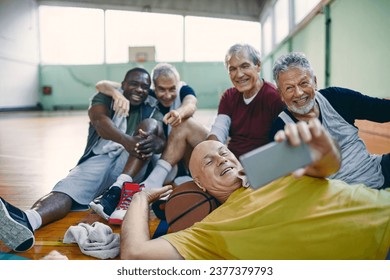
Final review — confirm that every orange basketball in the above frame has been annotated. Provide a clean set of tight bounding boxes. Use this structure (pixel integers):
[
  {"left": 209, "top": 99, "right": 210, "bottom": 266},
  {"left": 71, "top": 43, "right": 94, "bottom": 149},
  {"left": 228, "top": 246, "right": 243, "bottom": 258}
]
[{"left": 165, "top": 181, "right": 220, "bottom": 232}]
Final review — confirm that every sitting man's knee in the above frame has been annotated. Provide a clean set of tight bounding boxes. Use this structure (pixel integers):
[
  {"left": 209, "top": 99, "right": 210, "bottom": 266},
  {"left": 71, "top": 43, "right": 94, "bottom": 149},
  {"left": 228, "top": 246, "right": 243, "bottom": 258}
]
[
  {"left": 170, "top": 118, "right": 192, "bottom": 135},
  {"left": 136, "top": 119, "right": 159, "bottom": 135},
  {"left": 170, "top": 117, "right": 207, "bottom": 140}
]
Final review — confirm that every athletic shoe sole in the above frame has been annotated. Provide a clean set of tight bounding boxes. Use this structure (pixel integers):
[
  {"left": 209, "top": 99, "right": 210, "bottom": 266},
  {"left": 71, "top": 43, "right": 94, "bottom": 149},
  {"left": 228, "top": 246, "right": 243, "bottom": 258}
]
[
  {"left": 108, "top": 209, "right": 126, "bottom": 225},
  {"left": 89, "top": 201, "right": 109, "bottom": 220},
  {"left": 107, "top": 218, "right": 123, "bottom": 225},
  {"left": 0, "top": 200, "right": 35, "bottom": 252}
]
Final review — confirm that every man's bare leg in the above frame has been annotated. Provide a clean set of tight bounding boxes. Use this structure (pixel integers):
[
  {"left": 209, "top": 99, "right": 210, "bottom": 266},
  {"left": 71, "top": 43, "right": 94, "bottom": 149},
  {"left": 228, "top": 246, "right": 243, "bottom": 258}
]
[
  {"left": 31, "top": 192, "right": 73, "bottom": 226},
  {"left": 23, "top": 119, "right": 162, "bottom": 234},
  {"left": 0, "top": 190, "right": 74, "bottom": 252},
  {"left": 142, "top": 117, "right": 209, "bottom": 189},
  {"left": 90, "top": 118, "right": 164, "bottom": 221}
]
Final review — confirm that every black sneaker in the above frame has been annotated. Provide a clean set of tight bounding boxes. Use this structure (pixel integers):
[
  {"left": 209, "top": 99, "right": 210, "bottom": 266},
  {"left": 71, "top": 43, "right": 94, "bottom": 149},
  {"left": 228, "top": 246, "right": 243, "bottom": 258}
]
[
  {"left": 0, "top": 197, "right": 35, "bottom": 252},
  {"left": 89, "top": 186, "right": 121, "bottom": 220}
]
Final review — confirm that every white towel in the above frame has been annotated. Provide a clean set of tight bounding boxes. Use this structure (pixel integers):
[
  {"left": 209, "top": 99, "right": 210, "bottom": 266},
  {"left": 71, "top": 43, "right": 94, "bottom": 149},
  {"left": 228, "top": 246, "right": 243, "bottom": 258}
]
[
  {"left": 93, "top": 112, "right": 127, "bottom": 158},
  {"left": 63, "top": 222, "right": 120, "bottom": 259}
]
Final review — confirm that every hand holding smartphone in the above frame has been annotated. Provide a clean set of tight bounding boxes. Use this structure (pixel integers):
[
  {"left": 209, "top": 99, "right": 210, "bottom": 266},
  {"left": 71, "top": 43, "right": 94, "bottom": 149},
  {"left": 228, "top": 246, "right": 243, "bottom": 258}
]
[{"left": 239, "top": 141, "right": 313, "bottom": 189}]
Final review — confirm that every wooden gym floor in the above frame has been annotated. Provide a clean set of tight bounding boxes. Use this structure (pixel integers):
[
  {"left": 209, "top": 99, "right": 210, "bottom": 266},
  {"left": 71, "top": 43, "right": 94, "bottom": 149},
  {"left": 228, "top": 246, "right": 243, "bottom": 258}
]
[
  {"left": 0, "top": 109, "right": 388, "bottom": 260},
  {"left": 0, "top": 109, "right": 217, "bottom": 260}
]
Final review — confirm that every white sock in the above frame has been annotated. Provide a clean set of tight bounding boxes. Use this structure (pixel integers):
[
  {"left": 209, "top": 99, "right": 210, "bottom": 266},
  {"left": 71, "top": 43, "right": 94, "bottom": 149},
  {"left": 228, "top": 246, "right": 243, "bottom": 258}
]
[
  {"left": 111, "top": 174, "right": 133, "bottom": 189},
  {"left": 173, "top": 175, "right": 193, "bottom": 186},
  {"left": 25, "top": 209, "right": 42, "bottom": 231},
  {"left": 142, "top": 159, "right": 172, "bottom": 189}
]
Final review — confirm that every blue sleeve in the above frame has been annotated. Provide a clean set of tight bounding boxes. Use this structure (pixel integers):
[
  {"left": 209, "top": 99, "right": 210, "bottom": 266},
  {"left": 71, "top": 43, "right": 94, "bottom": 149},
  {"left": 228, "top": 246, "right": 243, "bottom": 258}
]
[
  {"left": 320, "top": 87, "right": 390, "bottom": 124},
  {"left": 269, "top": 109, "right": 299, "bottom": 141},
  {"left": 179, "top": 85, "right": 196, "bottom": 102},
  {"left": 269, "top": 117, "right": 288, "bottom": 141}
]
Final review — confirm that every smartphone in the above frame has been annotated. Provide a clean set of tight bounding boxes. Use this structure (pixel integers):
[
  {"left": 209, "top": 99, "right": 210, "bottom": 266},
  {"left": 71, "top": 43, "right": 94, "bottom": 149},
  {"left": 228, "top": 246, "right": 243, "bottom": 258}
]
[{"left": 239, "top": 141, "right": 313, "bottom": 189}]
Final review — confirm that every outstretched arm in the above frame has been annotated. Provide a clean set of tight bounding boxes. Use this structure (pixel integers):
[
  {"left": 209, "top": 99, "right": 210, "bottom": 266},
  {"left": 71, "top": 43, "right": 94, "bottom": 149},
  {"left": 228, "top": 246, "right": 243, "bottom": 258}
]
[
  {"left": 207, "top": 114, "right": 231, "bottom": 143},
  {"left": 163, "top": 95, "right": 197, "bottom": 127},
  {"left": 95, "top": 80, "right": 129, "bottom": 117},
  {"left": 274, "top": 118, "right": 341, "bottom": 178},
  {"left": 120, "top": 186, "right": 184, "bottom": 260}
]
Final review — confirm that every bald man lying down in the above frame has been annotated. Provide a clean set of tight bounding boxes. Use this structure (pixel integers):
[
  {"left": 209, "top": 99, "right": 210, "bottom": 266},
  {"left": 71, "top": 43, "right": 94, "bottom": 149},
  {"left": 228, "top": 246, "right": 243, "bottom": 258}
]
[{"left": 120, "top": 119, "right": 390, "bottom": 260}]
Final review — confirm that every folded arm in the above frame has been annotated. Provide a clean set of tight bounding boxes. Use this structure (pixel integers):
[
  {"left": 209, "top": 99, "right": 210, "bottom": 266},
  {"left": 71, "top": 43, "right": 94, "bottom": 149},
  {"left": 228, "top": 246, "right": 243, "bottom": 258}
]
[
  {"left": 207, "top": 114, "right": 231, "bottom": 143},
  {"left": 88, "top": 103, "right": 138, "bottom": 156},
  {"left": 135, "top": 122, "right": 166, "bottom": 159}
]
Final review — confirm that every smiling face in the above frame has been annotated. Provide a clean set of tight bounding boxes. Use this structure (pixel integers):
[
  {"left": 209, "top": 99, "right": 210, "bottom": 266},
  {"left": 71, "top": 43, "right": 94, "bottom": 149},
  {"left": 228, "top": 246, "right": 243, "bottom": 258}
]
[
  {"left": 154, "top": 73, "right": 178, "bottom": 108},
  {"left": 189, "top": 140, "right": 243, "bottom": 203},
  {"left": 121, "top": 71, "right": 151, "bottom": 106},
  {"left": 227, "top": 50, "right": 261, "bottom": 97},
  {"left": 277, "top": 67, "right": 317, "bottom": 116}
]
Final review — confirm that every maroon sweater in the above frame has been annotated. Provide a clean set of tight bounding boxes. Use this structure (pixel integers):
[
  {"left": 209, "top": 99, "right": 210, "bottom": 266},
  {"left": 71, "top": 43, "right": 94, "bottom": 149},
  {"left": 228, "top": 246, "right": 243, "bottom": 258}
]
[{"left": 218, "top": 81, "right": 285, "bottom": 158}]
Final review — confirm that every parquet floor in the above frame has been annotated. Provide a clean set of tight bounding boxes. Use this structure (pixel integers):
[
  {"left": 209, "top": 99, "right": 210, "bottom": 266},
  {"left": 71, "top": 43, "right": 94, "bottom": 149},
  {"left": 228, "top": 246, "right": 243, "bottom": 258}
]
[
  {"left": 0, "top": 109, "right": 217, "bottom": 260},
  {"left": 0, "top": 109, "right": 388, "bottom": 260}
]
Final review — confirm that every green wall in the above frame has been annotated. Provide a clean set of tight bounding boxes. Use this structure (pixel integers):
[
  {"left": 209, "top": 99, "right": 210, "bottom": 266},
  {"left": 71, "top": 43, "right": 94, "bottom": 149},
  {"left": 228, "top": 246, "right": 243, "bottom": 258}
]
[
  {"left": 291, "top": 13, "right": 326, "bottom": 89},
  {"left": 39, "top": 62, "right": 231, "bottom": 110},
  {"left": 330, "top": 0, "right": 390, "bottom": 97}
]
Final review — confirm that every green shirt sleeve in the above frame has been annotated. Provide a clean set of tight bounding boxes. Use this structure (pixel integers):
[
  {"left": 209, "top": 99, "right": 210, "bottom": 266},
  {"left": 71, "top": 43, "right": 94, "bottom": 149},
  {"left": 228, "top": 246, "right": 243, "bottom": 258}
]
[{"left": 90, "top": 92, "right": 112, "bottom": 107}]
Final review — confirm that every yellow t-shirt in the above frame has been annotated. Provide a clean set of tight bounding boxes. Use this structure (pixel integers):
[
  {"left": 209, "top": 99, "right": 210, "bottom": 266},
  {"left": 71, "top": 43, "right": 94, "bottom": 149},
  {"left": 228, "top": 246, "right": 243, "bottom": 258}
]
[{"left": 162, "top": 176, "right": 390, "bottom": 259}]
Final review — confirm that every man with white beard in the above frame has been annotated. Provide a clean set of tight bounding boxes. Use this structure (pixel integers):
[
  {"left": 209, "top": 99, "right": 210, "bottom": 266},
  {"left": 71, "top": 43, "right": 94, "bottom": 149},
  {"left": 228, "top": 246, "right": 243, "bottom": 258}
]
[{"left": 270, "top": 52, "right": 390, "bottom": 189}]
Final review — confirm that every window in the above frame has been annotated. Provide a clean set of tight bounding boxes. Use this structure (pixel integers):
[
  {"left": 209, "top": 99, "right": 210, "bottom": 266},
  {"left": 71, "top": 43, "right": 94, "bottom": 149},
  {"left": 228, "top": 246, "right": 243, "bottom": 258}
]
[
  {"left": 105, "top": 10, "right": 183, "bottom": 63},
  {"left": 262, "top": 14, "right": 273, "bottom": 55},
  {"left": 294, "top": 0, "right": 321, "bottom": 24},
  {"left": 39, "top": 6, "right": 261, "bottom": 64},
  {"left": 274, "top": 0, "right": 290, "bottom": 44},
  {"left": 185, "top": 16, "right": 261, "bottom": 62},
  {"left": 39, "top": 6, "right": 104, "bottom": 64},
  {"left": 261, "top": 0, "right": 321, "bottom": 55}
]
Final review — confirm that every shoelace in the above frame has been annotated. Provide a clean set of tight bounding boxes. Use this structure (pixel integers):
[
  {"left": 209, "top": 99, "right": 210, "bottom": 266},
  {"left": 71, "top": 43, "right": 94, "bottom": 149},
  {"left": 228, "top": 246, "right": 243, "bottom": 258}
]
[{"left": 116, "top": 188, "right": 141, "bottom": 210}]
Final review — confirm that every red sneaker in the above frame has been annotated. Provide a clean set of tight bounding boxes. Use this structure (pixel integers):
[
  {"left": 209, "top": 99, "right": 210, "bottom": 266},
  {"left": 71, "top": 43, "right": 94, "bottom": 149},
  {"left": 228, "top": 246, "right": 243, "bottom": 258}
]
[{"left": 108, "top": 182, "right": 142, "bottom": 225}]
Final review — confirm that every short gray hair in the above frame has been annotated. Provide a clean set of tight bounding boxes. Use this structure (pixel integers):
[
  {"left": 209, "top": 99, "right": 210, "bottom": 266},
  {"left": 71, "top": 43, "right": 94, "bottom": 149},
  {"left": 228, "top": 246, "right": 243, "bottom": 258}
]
[
  {"left": 272, "top": 52, "right": 314, "bottom": 86},
  {"left": 151, "top": 63, "right": 180, "bottom": 89},
  {"left": 224, "top": 43, "right": 262, "bottom": 68}
]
